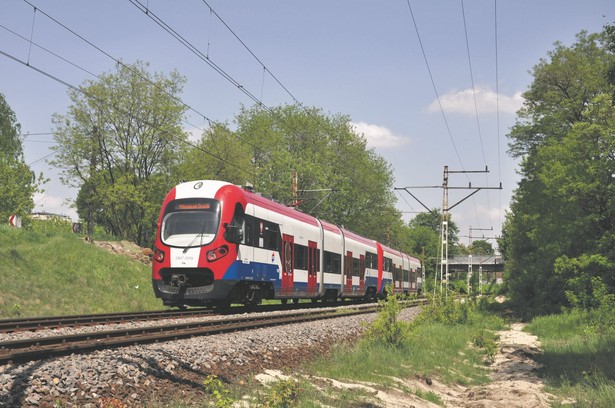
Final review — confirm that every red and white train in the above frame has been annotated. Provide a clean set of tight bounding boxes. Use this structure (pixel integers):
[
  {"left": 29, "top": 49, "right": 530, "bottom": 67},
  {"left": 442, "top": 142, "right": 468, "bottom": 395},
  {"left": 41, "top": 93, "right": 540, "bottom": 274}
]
[{"left": 152, "top": 180, "right": 422, "bottom": 307}]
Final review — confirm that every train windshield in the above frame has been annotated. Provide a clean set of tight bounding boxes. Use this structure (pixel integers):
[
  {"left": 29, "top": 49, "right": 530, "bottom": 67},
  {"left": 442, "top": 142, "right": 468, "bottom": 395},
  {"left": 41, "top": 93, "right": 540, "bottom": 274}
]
[{"left": 161, "top": 198, "right": 221, "bottom": 247}]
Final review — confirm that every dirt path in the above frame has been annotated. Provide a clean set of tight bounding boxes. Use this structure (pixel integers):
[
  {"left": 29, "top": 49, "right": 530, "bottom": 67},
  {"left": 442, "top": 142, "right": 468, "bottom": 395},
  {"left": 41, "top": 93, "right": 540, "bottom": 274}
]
[
  {"left": 382, "top": 322, "right": 556, "bottom": 407},
  {"left": 259, "top": 322, "right": 557, "bottom": 407},
  {"left": 453, "top": 322, "right": 556, "bottom": 407}
]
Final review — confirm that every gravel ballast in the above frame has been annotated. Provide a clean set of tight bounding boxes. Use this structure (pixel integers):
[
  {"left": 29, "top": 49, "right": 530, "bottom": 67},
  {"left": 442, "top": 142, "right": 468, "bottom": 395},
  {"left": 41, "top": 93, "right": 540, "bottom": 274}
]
[{"left": 0, "top": 307, "right": 420, "bottom": 407}]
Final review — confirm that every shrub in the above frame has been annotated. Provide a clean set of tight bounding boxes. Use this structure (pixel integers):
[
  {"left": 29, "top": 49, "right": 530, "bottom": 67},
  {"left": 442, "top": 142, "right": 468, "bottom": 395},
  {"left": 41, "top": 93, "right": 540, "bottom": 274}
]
[
  {"left": 203, "top": 375, "right": 234, "bottom": 408},
  {"left": 259, "top": 379, "right": 300, "bottom": 408},
  {"left": 417, "top": 293, "right": 477, "bottom": 325},
  {"left": 363, "top": 284, "right": 411, "bottom": 349}
]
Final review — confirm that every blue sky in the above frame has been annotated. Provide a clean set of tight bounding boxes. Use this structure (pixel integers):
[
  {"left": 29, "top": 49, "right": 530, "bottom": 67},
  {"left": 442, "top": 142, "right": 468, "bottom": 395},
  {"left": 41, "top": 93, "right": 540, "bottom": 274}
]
[{"left": 1, "top": 0, "right": 613, "bottom": 248}]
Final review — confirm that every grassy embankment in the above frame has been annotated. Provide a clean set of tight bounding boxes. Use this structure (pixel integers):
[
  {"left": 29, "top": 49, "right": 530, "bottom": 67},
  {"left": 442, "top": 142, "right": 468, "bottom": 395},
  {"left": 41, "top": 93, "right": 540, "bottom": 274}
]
[
  {"left": 0, "top": 223, "right": 160, "bottom": 318},
  {"left": 526, "top": 309, "right": 615, "bottom": 408}
]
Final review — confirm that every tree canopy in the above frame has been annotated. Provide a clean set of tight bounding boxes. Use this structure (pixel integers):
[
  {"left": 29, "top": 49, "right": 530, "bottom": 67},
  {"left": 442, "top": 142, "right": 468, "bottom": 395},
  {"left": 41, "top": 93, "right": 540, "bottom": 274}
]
[
  {"left": 0, "top": 93, "right": 41, "bottom": 224},
  {"left": 501, "top": 27, "right": 615, "bottom": 316},
  {"left": 177, "top": 104, "right": 404, "bottom": 244},
  {"left": 51, "top": 61, "right": 188, "bottom": 244}
]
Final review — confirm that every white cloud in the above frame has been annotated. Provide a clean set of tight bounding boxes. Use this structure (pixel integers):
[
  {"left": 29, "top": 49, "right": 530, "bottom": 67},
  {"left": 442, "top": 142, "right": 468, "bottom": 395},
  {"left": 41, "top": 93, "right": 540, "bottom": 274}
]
[
  {"left": 350, "top": 121, "right": 409, "bottom": 149},
  {"left": 427, "top": 87, "right": 523, "bottom": 115}
]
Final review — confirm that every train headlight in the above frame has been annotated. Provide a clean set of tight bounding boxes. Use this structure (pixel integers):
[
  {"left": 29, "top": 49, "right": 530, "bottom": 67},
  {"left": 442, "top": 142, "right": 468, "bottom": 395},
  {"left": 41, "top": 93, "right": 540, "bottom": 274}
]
[
  {"left": 207, "top": 245, "right": 229, "bottom": 262},
  {"left": 154, "top": 248, "right": 165, "bottom": 263}
]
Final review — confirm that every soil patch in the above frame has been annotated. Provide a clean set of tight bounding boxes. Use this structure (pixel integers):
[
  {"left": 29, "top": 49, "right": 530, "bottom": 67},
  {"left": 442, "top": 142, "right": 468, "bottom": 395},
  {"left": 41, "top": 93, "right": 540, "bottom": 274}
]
[{"left": 257, "top": 322, "right": 558, "bottom": 407}]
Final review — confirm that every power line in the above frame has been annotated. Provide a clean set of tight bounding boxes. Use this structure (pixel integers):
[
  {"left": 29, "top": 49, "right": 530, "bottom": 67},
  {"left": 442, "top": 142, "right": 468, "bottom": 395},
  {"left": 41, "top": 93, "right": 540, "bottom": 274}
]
[
  {"left": 0, "top": 47, "right": 257, "bottom": 178},
  {"left": 494, "top": 0, "right": 503, "bottom": 229},
  {"left": 460, "top": 0, "right": 490, "bottom": 231},
  {"left": 460, "top": 0, "right": 487, "bottom": 167},
  {"left": 405, "top": 0, "right": 465, "bottom": 172},
  {"left": 11, "top": 2, "right": 259, "bottom": 176}
]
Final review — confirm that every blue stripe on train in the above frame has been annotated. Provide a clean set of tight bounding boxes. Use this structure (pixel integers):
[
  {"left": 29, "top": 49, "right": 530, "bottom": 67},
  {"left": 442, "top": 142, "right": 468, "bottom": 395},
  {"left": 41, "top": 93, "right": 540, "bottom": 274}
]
[
  {"left": 222, "top": 260, "right": 279, "bottom": 281},
  {"left": 223, "top": 260, "right": 382, "bottom": 292}
]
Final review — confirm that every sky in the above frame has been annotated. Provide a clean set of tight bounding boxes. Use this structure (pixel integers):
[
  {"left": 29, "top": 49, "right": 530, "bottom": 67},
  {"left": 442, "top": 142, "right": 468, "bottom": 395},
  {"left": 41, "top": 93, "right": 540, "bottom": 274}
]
[{"left": 1, "top": 0, "right": 613, "bottom": 250}]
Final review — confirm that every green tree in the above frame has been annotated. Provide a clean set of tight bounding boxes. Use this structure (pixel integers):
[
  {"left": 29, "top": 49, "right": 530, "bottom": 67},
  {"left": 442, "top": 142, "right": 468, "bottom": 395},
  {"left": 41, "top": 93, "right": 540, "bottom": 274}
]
[
  {"left": 502, "top": 27, "right": 615, "bottom": 316},
  {"left": 51, "top": 61, "right": 188, "bottom": 245},
  {"left": 186, "top": 103, "right": 403, "bottom": 242},
  {"left": 408, "top": 210, "right": 461, "bottom": 255},
  {"left": 0, "top": 93, "right": 42, "bottom": 224},
  {"left": 173, "top": 123, "right": 253, "bottom": 185},
  {"left": 469, "top": 240, "right": 494, "bottom": 256}
]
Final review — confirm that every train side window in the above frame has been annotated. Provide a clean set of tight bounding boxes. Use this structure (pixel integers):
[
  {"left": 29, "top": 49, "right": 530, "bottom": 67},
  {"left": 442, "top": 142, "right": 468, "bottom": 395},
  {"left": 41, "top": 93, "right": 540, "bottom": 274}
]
[
  {"left": 225, "top": 203, "right": 245, "bottom": 244},
  {"left": 383, "top": 257, "right": 392, "bottom": 272},
  {"left": 352, "top": 258, "right": 360, "bottom": 276},
  {"left": 294, "top": 244, "right": 308, "bottom": 269},
  {"left": 366, "top": 252, "right": 377, "bottom": 269},
  {"left": 263, "top": 221, "right": 280, "bottom": 250},
  {"left": 332, "top": 253, "right": 341, "bottom": 274},
  {"left": 243, "top": 215, "right": 256, "bottom": 247}
]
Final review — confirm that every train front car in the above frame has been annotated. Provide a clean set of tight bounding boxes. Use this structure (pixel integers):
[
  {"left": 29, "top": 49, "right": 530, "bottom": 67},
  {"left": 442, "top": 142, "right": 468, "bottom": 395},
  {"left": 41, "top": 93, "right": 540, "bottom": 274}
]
[{"left": 152, "top": 180, "right": 247, "bottom": 307}]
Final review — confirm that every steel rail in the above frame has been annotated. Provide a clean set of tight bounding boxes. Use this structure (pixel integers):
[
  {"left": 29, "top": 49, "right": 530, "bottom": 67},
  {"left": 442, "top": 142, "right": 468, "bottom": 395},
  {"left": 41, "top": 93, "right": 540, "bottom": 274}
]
[
  {"left": 0, "top": 308, "right": 216, "bottom": 333},
  {"left": 0, "top": 305, "right": 381, "bottom": 365},
  {"left": 0, "top": 299, "right": 380, "bottom": 333}
]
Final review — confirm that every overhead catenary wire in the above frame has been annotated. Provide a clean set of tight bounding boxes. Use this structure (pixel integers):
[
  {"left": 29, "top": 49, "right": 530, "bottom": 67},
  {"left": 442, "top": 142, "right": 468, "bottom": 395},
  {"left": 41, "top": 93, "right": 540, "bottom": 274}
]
[
  {"left": 0, "top": 47, "right": 257, "bottom": 179},
  {"left": 20, "top": 0, "right": 219, "bottom": 133},
  {"left": 460, "top": 0, "right": 490, "bottom": 231},
  {"left": 11, "top": 1, "right": 260, "bottom": 176},
  {"left": 129, "top": 0, "right": 364, "bottom": 192},
  {"left": 134, "top": 0, "right": 348, "bottom": 165},
  {"left": 11, "top": 0, "right": 347, "bottom": 200},
  {"left": 494, "top": 0, "right": 503, "bottom": 230},
  {"left": 405, "top": 0, "right": 466, "bottom": 173}
]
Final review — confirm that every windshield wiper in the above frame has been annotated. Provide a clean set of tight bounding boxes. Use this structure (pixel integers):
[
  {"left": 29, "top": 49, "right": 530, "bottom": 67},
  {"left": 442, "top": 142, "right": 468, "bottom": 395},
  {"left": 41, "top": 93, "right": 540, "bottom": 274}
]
[{"left": 183, "top": 219, "right": 209, "bottom": 253}]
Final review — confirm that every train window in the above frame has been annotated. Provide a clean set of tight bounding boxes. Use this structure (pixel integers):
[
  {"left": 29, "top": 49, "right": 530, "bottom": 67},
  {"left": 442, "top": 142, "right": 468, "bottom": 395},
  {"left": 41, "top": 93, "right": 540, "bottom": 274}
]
[
  {"left": 262, "top": 221, "right": 280, "bottom": 250},
  {"left": 332, "top": 253, "right": 341, "bottom": 274},
  {"left": 366, "top": 252, "right": 377, "bottom": 269},
  {"left": 352, "top": 258, "right": 360, "bottom": 276},
  {"left": 294, "top": 244, "right": 308, "bottom": 270},
  {"left": 384, "top": 257, "right": 392, "bottom": 272},
  {"left": 243, "top": 214, "right": 256, "bottom": 246},
  {"left": 323, "top": 251, "right": 331, "bottom": 272},
  {"left": 161, "top": 198, "right": 220, "bottom": 247},
  {"left": 324, "top": 251, "right": 341, "bottom": 274}
]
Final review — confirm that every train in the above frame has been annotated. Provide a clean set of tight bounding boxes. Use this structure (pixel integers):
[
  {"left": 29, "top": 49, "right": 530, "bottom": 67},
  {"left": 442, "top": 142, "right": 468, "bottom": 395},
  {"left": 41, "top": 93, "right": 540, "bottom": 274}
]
[{"left": 151, "top": 180, "right": 422, "bottom": 308}]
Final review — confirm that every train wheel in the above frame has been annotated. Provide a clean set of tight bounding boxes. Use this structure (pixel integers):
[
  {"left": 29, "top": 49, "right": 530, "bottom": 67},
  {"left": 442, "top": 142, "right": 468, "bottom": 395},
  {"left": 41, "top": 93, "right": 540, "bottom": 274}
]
[
  {"left": 292, "top": 298, "right": 299, "bottom": 305},
  {"left": 281, "top": 299, "right": 288, "bottom": 305}
]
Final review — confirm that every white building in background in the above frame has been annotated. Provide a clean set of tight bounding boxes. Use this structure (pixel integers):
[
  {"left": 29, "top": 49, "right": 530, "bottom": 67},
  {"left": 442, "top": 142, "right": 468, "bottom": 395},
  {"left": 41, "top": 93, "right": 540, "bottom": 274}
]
[{"left": 31, "top": 212, "right": 72, "bottom": 222}]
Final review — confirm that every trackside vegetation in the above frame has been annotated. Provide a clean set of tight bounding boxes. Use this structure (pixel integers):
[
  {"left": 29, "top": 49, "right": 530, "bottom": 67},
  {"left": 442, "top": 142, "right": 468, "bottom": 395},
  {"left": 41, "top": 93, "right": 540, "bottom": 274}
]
[
  {"left": 0, "top": 223, "right": 159, "bottom": 318},
  {"left": 289, "top": 292, "right": 504, "bottom": 406},
  {"left": 525, "top": 290, "right": 615, "bottom": 408}
]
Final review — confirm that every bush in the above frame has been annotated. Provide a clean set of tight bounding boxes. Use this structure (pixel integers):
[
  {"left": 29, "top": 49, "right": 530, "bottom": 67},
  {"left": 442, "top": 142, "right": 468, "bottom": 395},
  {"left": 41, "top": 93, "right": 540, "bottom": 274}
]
[
  {"left": 259, "top": 379, "right": 300, "bottom": 408},
  {"left": 363, "top": 284, "right": 411, "bottom": 349},
  {"left": 417, "top": 293, "right": 477, "bottom": 325},
  {"left": 203, "top": 375, "right": 234, "bottom": 408}
]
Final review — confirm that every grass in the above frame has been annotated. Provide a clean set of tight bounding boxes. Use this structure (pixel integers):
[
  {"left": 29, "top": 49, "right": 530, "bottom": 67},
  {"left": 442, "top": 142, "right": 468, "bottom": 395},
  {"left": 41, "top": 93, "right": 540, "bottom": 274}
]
[
  {"left": 298, "top": 295, "right": 504, "bottom": 406},
  {"left": 0, "top": 224, "right": 160, "bottom": 318},
  {"left": 526, "top": 309, "right": 615, "bottom": 408}
]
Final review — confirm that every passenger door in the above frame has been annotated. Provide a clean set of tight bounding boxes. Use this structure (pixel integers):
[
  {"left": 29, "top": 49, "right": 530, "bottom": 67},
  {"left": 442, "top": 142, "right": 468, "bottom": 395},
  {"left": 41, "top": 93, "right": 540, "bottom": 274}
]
[
  {"left": 282, "top": 234, "right": 294, "bottom": 294},
  {"left": 307, "top": 240, "right": 318, "bottom": 293},
  {"left": 345, "top": 251, "right": 353, "bottom": 291}
]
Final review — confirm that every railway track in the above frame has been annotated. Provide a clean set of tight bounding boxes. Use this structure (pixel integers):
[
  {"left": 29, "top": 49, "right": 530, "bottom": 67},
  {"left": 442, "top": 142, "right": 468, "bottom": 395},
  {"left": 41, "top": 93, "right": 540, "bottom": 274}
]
[
  {"left": 0, "top": 308, "right": 215, "bottom": 334},
  {"left": 0, "top": 300, "right": 376, "bottom": 334},
  {"left": 0, "top": 304, "right": 381, "bottom": 365}
]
